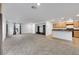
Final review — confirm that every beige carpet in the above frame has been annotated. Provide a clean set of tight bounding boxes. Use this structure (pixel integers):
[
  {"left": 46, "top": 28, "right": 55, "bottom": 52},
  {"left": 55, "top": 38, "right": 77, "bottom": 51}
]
[{"left": 2, "top": 34, "right": 79, "bottom": 55}]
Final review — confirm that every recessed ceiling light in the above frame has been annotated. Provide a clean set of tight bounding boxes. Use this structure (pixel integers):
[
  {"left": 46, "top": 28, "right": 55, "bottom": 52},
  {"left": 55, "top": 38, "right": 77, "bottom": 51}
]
[
  {"left": 31, "top": 3, "right": 40, "bottom": 9},
  {"left": 61, "top": 17, "right": 64, "bottom": 19},
  {"left": 37, "top": 3, "right": 40, "bottom": 6},
  {"left": 76, "top": 14, "right": 79, "bottom": 17},
  {"left": 31, "top": 6, "right": 37, "bottom": 9}
]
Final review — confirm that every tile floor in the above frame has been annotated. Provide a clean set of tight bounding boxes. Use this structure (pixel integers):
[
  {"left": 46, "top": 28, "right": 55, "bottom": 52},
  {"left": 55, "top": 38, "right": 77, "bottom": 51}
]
[{"left": 2, "top": 34, "right": 79, "bottom": 55}]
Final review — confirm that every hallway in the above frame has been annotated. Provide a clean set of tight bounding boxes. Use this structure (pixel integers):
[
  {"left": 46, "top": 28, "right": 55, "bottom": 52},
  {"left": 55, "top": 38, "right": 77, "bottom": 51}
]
[{"left": 2, "top": 34, "right": 79, "bottom": 55}]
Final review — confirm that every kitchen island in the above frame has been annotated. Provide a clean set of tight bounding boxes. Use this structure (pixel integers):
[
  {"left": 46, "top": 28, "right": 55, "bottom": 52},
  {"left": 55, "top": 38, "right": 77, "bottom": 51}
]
[
  {"left": 52, "top": 29, "right": 73, "bottom": 41},
  {"left": 52, "top": 20, "right": 79, "bottom": 47},
  {"left": 52, "top": 28, "right": 79, "bottom": 41}
]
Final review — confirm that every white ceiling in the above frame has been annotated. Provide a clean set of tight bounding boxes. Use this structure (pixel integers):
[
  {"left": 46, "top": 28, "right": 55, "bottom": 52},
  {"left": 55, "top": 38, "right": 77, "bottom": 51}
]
[{"left": 2, "top": 3, "right": 79, "bottom": 23}]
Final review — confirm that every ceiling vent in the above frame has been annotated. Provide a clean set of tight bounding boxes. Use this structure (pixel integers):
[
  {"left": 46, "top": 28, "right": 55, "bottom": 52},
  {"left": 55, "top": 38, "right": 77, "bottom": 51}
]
[
  {"left": 31, "top": 3, "right": 40, "bottom": 9},
  {"left": 31, "top": 6, "right": 37, "bottom": 9}
]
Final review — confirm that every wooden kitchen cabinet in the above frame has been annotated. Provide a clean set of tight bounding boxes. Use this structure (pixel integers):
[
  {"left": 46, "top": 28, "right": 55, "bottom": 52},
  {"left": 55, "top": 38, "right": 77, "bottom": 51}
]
[
  {"left": 74, "top": 31, "right": 79, "bottom": 38},
  {"left": 74, "top": 21, "right": 79, "bottom": 28},
  {"left": 66, "top": 21, "right": 73, "bottom": 25},
  {"left": 53, "top": 22, "right": 66, "bottom": 28},
  {"left": 73, "top": 37, "right": 79, "bottom": 48}
]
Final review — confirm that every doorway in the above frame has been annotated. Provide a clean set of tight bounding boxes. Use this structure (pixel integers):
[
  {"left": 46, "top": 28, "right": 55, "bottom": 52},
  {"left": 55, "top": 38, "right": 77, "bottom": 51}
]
[
  {"left": 13, "top": 24, "right": 22, "bottom": 35},
  {"left": 0, "top": 13, "right": 2, "bottom": 54},
  {"left": 6, "top": 24, "right": 8, "bottom": 37},
  {"left": 36, "top": 26, "right": 40, "bottom": 34},
  {"left": 42, "top": 25, "right": 46, "bottom": 35},
  {"left": 36, "top": 25, "right": 46, "bottom": 35}
]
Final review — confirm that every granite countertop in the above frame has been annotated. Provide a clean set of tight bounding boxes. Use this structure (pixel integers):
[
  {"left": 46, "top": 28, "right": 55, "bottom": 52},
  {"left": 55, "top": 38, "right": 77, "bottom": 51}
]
[{"left": 52, "top": 28, "right": 79, "bottom": 31}]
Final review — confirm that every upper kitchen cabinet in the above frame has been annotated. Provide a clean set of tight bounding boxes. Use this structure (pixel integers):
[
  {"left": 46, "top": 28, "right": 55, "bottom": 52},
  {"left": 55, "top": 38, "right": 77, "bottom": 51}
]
[
  {"left": 53, "top": 22, "right": 66, "bottom": 28},
  {"left": 66, "top": 21, "right": 73, "bottom": 25},
  {"left": 74, "top": 21, "right": 79, "bottom": 28}
]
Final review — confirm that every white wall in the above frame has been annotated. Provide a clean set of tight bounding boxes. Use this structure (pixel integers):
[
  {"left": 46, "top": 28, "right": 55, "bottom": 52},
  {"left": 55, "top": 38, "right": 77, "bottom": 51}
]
[
  {"left": 46, "top": 21, "right": 52, "bottom": 36},
  {"left": 0, "top": 4, "right": 1, "bottom": 13},
  {"left": 2, "top": 14, "right": 6, "bottom": 41},
  {"left": 5, "top": 23, "right": 35, "bottom": 36},
  {"left": 22, "top": 23, "right": 35, "bottom": 34},
  {"left": 8, "top": 23, "right": 14, "bottom": 36},
  {"left": 2, "top": 4, "right": 6, "bottom": 41}
]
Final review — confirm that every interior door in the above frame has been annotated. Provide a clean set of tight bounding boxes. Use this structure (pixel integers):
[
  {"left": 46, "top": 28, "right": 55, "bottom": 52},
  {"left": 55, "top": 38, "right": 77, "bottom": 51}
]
[
  {"left": 13, "top": 23, "right": 16, "bottom": 35},
  {"left": 20, "top": 24, "right": 21, "bottom": 34},
  {"left": 43, "top": 25, "right": 46, "bottom": 35},
  {"left": 6, "top": 24, "right": 8, "bottom": 37},
  {"left": 37, "top": 26, "right": 40, "bottom": 34}
]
